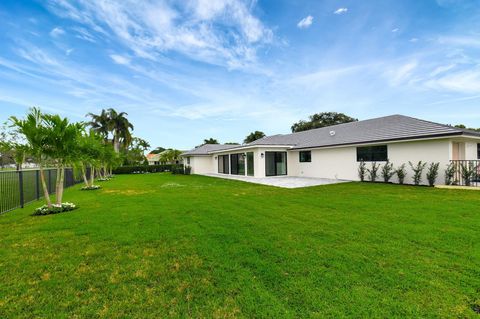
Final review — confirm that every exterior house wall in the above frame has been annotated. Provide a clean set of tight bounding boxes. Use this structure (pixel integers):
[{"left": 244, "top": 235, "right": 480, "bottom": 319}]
[
  {"left": 465, "top": 142, "right": 478, "bottom": 160},
  {"left": 288, "top": 139, "right": 452, "bottom": 185},
  {"left": 189, "top": 156, "right": 214, "bottom": 175}
]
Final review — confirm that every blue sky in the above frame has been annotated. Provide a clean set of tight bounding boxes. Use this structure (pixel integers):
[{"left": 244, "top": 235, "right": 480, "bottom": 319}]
[{"left": 0, "top": 0, "right": 480, "bottom": 149}]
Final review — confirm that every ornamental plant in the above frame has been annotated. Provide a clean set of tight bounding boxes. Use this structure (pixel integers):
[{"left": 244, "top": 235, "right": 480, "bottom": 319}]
[
  {"left": 426, "top": 162, "right": 440, "bottom": 187},
  {"left": 367, "top": 162, "right": 380, "bottom": 182},
  {"left": 32, "top": 202, "right": 77, "bottom": 216},
  {"left": 395, "top": 164, "right": 407, "bottom": 185},
  {"left": 444, "top": 163, "right": 456, "bottom": 185},
  {"left": 460, "top": 161, "right": 477, "bottom": 186},
  {"left": 358, "top": 161, "right": 366, "bottom": 182},
  {"left": 381, "top": 160, "right": 395, "bottom": 183},
  {"left": 409, "top": 161, "right": 427, "bottom": 186}
]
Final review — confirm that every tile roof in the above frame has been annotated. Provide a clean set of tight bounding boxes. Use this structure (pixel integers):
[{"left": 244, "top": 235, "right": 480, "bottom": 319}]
[
  {"left": 181, "top": 144, "right": 241, "bottom": 156},
  {"left": 247, "top": 114, "right": 480, "bottom": 150},
  {"left": 182, "top": 115, "right": 480, "bottom": 155}
]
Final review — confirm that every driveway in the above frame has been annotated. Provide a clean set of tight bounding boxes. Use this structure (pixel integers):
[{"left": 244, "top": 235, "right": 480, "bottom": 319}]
[{"left": 205, "top": 174, "right": 349, "bottom": 188}]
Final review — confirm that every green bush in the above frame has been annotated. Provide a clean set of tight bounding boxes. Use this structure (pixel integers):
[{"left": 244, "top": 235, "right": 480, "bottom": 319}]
[
  {"left": 426, "top": 162, "right": 440, "bottom": 187},
  {"left": 395, "top": 164, "right": 407, "bottom": 185},
  {"left": 409, "top": 161, "right": 427, "bottom": 185},
  {"left": 367, "top": 162, "right": 380, "bottom": 182},
  {"left": 358, "top": 161, "right": 366, "bottom": 182},
  {"left": 171, "top": 165, "right": 191, "bottom": 175},
  {"left": 444, "top": 163, "right": 456, "bottom": 185},
  {"left": 112, "top": 164, "right": 182, "bottom": 174},
  {"left": 381, "top": 160, "right": 395, "bottom": 183}
]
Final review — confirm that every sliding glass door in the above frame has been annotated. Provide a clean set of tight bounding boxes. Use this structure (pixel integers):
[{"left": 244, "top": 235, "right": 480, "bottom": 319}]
[
  {"left": 246, "top": 152, "right": 254, "bottom": 176},
  {"left": 218, "top": 155, "right": 229, "bottom": 174},
  {"left": 265, "top": 152, "right": 287, "bottom": 176},
  {"left": 230, "top": 153, "right": 245, "bottom": 175}
]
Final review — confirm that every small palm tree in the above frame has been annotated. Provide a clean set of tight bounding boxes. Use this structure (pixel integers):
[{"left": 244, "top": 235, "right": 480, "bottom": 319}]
[{"left": 87, "top": 109, "right": 111, "bottom": 142}]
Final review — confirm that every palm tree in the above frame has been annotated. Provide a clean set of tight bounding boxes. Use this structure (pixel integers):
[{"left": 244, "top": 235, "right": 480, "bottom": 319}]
[
  {"left": 107, "top": 108, "right": 134, "bottom": 153},
  {"left": 86, "top": 109, "right": 111, "bottom": 142},
  {"left": 10, "top": 108, "right": 52, "bottom": 208}
]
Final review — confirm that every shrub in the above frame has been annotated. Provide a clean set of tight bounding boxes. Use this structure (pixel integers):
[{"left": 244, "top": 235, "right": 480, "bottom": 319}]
[
  {"left": 81, "top": 185, "right": 101, "bottom": 191},
  {"left": 409, "top": 161, "right": 427, "bottom": 185},
  {"left": 426, "top": 162, "right": 440, "bottom": 187},
  {"left": 367, "top": 162, "right": 380, "bottom": 182},
  {"left": 171, "top": 165, "right": 192, "bottom": 175},
  {"left": 112, "top": 164, "right": 182, "bottom": 174},
  {"left": 381, "top": 160, "right": 395, "bottom": 183},
  {"left": 358, "top": 161, "right": 366, "bottom": 182},
  {"left": 395, "top": 164, "right": 407, "bottom": 185},
  {"left": 33, "top": 202, "right": 77, "bottom": 216},
  {"left": 444, "top": 163, "right": 456, "bottom": 185},
  {"left": 460, "top": 161, "right": 477, "bottom": 186}
]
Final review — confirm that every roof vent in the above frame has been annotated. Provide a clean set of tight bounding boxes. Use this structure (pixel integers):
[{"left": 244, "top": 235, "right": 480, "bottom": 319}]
[{"left": 329, "top": 130, "right": 336, "bottom": 136}]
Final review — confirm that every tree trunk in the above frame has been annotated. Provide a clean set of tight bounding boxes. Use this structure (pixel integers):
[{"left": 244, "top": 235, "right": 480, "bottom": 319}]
[
  {"left": 56, "top": 166, "right": 65, "bottom": 205},
  {"left": 114, "top": 132, "right": 120, "bottom": 153},
  {"left": 90, "top": 167, "right": 95, "bottom": 187},
  {"left": 81, "top": 165, "right": 89, "bottom": 187},
  {"left": 39, "top": 165, "right": 52, "bottom": 209}
]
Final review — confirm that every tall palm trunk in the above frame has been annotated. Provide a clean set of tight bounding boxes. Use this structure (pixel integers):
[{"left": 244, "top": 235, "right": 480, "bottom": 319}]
[
  {"left": 113, "top": 133, "right": 120, "bottom": 153},
  {"left": 39, "top": 164, "right": 52, "bottom": 209},
  {"left": 56, "top": 166, "right": 65, "bottom": 205},
  {"left": 81, "top": 165, "right": 89, "bottom": 187},
  {"left": 90, "top": 167, "right": 95, "bottom": 187}
]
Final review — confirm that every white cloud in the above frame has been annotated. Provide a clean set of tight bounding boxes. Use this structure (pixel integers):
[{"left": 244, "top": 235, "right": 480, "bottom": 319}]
[
  {"left": 426, "top": 68, "right": 480, "bottom": 94},
  {"left": 410, "top": 38, "right": 419, "bottom": 42},
  {"left": 49, "top": 27, "right": 65, "bottom": 37},
  {"left": 385, "top": 61, "right": 418, "bottom": 85},
  {"left": 110, "top": 54, "right": 130, "bottom": 65},
  {"left": 297, "top": 15, "right": 313, "bottom": 29},
  {"left": 334, "top": 8, "right": 348, "bottom": 15},
  {"left": 391, "top": 28, "right": 399, "bottom": 33},
  {"left": 45, "top": 0, "right": 274, "bottom": 70}
]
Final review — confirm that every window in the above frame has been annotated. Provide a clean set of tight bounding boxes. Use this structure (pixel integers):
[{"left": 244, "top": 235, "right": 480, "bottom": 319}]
[
  {"left": 477, "top": 143, "right": 480, "bottom": 159},
  {"left": 299, "top": 151, "right": 311, "bottom": 162},
  {"left": 357, "top": 145, "right": 388, "bottom": 162},
  {"left": 186, "top": 157, "right": 190, "bottom": 165}
]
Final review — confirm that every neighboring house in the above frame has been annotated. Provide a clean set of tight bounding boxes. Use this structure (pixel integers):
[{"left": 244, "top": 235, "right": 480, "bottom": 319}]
[
  {"left": 181, "top": 115, "right": 480, "bottom": 185},
  {"left": 146, "top": 153, "right": 161, "bottom": 165},
  {"left": 147, "top": 151, "right": 184, "bottom": 165}
]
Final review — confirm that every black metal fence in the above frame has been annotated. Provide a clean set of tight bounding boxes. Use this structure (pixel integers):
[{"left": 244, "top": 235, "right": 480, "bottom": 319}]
[
  {"left": 0, "top": 168, "right": 87, "bottom": 214},
  {"left": 450, "top": 160, "right": 480, "bottom": 187}
]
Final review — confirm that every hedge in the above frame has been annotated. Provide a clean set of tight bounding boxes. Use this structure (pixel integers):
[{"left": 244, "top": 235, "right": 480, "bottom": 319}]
[{"left": 112, "top": 164, "right": 183, "bottom": 174}]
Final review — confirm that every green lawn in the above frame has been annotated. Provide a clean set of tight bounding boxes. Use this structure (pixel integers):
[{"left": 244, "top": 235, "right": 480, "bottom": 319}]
[{"left": 0, "top": 174, "right": 479, "bottom": 318}]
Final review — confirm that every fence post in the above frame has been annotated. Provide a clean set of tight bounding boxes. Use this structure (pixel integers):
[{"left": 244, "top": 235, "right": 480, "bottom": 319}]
[
  {"left": 36, "top": 170, "right": 40, "bottom": 200},
  {"left": 19, "top": 170, "right": 24, "bottom": 208}
]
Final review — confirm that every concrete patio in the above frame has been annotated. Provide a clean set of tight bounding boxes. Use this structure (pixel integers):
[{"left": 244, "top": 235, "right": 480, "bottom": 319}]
[{"left": 205, "top": 173, "right": 349, "bottom": 188}]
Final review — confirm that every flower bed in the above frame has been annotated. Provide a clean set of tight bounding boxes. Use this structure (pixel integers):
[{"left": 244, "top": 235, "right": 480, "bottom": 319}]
[
  {"left": 97, "top": 178, "right": 110, "bottom": 181},
  {"left": 33, "top": 202, "right": 77, "bottom": 216},
  {"left": 81, "top": 185, "right": 101, "bottom": 190}
]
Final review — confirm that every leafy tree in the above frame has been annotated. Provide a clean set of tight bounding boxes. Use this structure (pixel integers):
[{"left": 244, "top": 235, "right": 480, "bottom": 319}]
[
  {"left": 203, "top": 138, "right": 219, "bottom": 144},
  {"left": 291, "top": 112, "right": 358, "bottom": 133},
  {"left": 381, "top": 160, "right": 395, "bottom": 183},
  {"left": 150, "top": 147, "right": 166, "bottom": 154},
  {"left": 426, "top": 162, "right": 440, "bottom": 187},
  {"left": 244, "top": 131, "right": 265, "bottom": 143},
  {"left": 159, "top": 149, "right": 182, "bottom": 164},
  {"left": 454, "top": 124, "right": 480, "bottom": 132},
  {"left": 395, "top": 164, "right": 407, "bottom": 185}
]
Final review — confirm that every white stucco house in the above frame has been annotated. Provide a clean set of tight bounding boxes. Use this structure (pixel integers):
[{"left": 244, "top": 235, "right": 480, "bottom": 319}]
[{"left": 181, "top": 115, "right": 480, "bottom": 185}]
